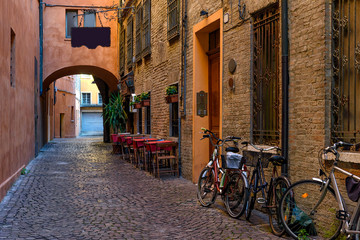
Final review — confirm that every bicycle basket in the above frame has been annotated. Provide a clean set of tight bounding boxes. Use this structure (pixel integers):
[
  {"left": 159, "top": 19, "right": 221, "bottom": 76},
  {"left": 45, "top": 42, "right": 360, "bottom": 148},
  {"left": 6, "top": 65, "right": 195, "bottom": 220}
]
[
  {"left": 242, "top": 150, "right": 274, "bottom": 168},
  {"left": 345, "top": 177, "right": 360, "bottom": 202},
  {"left": 222, "top": 152, "right": 244, "bottom": 169}
]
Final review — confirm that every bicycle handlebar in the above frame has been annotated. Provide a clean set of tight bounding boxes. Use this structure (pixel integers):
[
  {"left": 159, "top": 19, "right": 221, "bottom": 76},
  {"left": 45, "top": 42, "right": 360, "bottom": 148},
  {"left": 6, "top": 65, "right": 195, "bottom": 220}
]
[
  {"left": 200, "top": 128, "right": 241, "bottom": 147},
  {"left": 241, "top": 141, "right": 281, "bottom": 152},
  {"left": 324, "top": 141, "right": 355, "bottom": 155}
]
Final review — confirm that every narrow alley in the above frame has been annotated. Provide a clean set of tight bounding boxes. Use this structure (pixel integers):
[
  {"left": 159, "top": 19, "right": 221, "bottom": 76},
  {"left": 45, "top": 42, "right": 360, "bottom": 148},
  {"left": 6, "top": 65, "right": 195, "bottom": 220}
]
[{"left": 0, "top": 138, "right": 285, "bottom": 240}]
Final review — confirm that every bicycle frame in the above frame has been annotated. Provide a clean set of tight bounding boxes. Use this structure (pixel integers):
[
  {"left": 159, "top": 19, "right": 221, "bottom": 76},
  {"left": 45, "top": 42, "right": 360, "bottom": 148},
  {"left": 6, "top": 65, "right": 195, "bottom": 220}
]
[
  {"left": 206, "top": 146, "right": 223, "bottom": 193},
  {"left": 311, "top": 159, "right": 360, "bottom": 235}
]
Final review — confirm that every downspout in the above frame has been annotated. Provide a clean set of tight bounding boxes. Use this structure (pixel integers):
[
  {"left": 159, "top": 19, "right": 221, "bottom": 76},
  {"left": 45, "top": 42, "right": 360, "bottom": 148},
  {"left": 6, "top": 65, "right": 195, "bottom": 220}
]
[
  {"left": 179, "top": 0, "right": 188, "bottom": 176},
  {"left": 281, "top": 0, "right": 289, "bottom": 176},
  {"left": 39, "top": 1, "right": 44, "bottom": 94}
]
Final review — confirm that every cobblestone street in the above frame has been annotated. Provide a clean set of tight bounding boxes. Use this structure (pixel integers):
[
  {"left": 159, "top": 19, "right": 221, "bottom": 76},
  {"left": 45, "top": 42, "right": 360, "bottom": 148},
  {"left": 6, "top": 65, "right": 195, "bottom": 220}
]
[{"left": 0, "top": 137, "right": 287, "bottom": 240}]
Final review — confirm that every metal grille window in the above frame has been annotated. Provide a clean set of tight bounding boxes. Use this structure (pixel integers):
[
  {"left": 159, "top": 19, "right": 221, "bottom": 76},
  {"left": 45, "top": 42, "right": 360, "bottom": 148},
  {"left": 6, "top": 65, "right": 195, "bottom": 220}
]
[
  {"left": 145, "top": 106, "right": 151, "bottom": 134},
  {"left": 143, "top": 0, "right": 151, "bottom": 56},
  {"left": 127, "top": 17, "right": 134, "bottom": 67},
  {"left": 332, "top": 0, "right": 360, "bottom": 147},
  {"left": 138, "top": 109, "right": 142, "bottom": 134},
  {"left": 170, "top": 102, "right": 179, "bottom": 137},
  {"left": 135, "top": 5, "right": 143, "bottom": 62},
  {"left": 66, "top": 10, "right": 78, "bottom": 38},
  {"left": 167, "top": 0, "right": 179, "bottom": 40},
  {"left": 82, "top": 93, "right": 91, "bottom": 104},
  {"left": 120, "top": 27, "right": 125, "bottom": 75},
  {"left": 252, "top": 4, "right": 280, "bottom": 145}
]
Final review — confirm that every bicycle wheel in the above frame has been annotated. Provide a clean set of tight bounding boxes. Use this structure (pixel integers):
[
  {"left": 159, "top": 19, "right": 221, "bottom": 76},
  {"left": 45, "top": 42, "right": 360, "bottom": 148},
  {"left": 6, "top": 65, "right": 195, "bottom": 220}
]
[
  {"left": 224, "top": 171, "right": 249, "bottom": 218},
  {"left": 268, "top": 176, "right": 291, "bottom": 236},
  {"left": 279, "top": 179, "right": 342, "bottom": 240},
  {"left": 355, "top": 212, "right": 360, "bottom": 240},
  {"left": 245, "top": 172, "right": 257, "bottom": 220},
  {"left": 197, "top": 167, "right": 217, "bottom": 207}
]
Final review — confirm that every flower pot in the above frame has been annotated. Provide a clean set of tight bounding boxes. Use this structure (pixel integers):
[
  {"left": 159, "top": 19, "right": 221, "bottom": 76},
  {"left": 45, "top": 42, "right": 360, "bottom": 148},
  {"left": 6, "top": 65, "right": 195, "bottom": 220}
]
[
  {"left": 141, "top": 99, "right": 150, "bottom": 107},
  {"left": 134, "top": 103, "right": 142, "bottom": 109},
  {"left": 165, "top": 94, "right": 178, "bottom": 103}
]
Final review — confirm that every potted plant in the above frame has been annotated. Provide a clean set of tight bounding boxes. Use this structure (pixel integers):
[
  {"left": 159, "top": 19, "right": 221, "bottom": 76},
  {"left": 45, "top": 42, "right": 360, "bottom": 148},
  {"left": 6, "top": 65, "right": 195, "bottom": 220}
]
[
  {"left": 103, "top": 92, "right": 128, "bottom": 134},
  {"left": 140, "top": 92, "right": 150, "bottom": 107},
  {"left": 132, "top": 95, "right": 142, "bottom": 109},
  {"left": 165, "top": 86, "right": 178, "bottom": 103}
]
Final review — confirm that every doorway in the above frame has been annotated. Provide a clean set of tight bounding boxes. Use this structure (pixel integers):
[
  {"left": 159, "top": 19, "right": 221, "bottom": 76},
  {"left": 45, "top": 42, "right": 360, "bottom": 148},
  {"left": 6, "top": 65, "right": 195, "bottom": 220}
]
[
  {"left": 60, "top": 113, "right": 65, "bottom": 138},
  {"left": 192, "top": 9, "right": 223, "bottom": 183}
]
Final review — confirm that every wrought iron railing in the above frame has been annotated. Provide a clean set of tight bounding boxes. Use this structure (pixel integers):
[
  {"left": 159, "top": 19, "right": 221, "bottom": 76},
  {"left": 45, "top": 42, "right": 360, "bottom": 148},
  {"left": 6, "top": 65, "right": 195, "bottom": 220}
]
[
  {"left": 332, "top": 0, "right": 360, "bottom": 148},
  {"left": 252, "top": 3, "right": 280, "bottom": 145}
]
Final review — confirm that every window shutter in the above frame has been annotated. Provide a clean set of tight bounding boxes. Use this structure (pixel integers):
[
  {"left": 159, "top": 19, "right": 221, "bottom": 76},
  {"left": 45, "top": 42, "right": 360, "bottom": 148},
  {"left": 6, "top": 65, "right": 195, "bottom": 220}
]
[
  {"left": 142, "top": 0, "right": 151, "bottom": 57},
  {"left": 119, "top": 25, "right": 125, "bottom": 75},
  {"left": 127, "top": 17, "right": 133, "bottom": 67},
  {"left": 167, "top": 0, "right": 179, "bottom": 40},
  {"left": 135, "top": 6, "right": 143, "bottom": 62}
]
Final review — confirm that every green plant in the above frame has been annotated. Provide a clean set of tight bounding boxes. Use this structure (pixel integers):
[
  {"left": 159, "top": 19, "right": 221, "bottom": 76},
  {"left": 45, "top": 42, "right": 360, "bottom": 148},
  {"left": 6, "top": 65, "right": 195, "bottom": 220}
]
[
  {"left": 21, "top": 168, "right": 29, "bottom": 175},
  {"left": 134, "top": 95, "right": 141, "bottom": 103},
  {"left": 298, "top": 229, "right": 310, "bottom": 240},
  {"left": 140, "top": 92, "right": 150, "bottom": 100},
  {"left": 165, "top": 86, "right": 178, "bottom": 96},
  {"left": 103, "top": 92, "right": 128, "bottom": 133}
]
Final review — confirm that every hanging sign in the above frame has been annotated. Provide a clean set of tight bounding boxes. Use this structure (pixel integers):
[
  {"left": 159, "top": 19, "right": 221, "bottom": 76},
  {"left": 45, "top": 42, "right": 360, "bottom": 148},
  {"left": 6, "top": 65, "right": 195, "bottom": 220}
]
[{"left": 71, "top": 27, "right": 111, "bottom": 49}]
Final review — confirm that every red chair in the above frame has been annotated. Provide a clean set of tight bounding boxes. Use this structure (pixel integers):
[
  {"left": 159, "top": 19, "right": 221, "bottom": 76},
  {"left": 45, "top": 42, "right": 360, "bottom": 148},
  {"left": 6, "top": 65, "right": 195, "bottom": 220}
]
[{"left": 154, "top": 142, "right": 179, "bottom": 178}]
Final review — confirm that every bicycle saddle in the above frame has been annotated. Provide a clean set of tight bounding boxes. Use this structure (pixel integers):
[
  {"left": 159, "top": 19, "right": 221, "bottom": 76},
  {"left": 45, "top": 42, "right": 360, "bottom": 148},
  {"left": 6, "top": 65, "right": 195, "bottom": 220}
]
[
  {"left": 225, "top": 147, "right": 240, "bottom": 153},
  {"left": 268, "top": 155, "right": 286, "bottom": 166}
]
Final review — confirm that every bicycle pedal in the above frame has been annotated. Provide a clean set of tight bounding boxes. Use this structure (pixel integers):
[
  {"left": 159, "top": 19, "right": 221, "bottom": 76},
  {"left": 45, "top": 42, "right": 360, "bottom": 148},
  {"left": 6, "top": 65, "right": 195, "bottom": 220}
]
[
  {"left": 336, "top": 210, "right": 348, "bottom": 220},
  {"left": 257, "top": 198, "right": 266, "bottom": 204}
]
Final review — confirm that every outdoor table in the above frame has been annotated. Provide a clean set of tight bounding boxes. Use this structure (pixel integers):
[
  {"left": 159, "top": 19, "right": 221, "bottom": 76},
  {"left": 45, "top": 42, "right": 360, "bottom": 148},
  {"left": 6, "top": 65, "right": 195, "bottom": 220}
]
[{"left": 133, "top": 138, "right": 158, "bottom": 170}]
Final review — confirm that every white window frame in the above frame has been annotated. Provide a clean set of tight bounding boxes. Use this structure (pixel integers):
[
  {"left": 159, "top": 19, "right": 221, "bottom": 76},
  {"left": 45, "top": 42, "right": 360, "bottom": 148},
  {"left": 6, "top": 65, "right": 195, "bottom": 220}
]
[
  {"left": 98, "top": 93, "right": 102, "bottom": 105},
  {"left": 81, "top": 92, "right": 91, "bottom": 105},
  {"left": 65, "top": 9, "right": 78, "bottom": 38}
]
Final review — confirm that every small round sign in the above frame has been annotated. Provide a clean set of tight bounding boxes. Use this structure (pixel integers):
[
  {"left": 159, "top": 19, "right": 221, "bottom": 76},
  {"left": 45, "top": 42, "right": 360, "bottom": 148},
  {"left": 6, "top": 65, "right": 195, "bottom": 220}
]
[{"left": 228, "top": 58, "right": 237, "bottom": 74}]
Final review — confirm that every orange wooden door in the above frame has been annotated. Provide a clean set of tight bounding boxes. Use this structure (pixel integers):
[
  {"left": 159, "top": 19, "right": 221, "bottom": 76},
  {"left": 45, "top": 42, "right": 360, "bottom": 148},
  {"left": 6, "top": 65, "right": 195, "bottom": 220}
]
[{"left": 208, "top": 51, "right": 220, "bottom": 153}]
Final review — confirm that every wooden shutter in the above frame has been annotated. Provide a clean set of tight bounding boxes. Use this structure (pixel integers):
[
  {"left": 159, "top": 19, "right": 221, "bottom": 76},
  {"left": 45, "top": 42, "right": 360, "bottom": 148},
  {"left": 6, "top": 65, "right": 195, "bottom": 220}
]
[
  {"left": 127, "top": 17, "right": 133, "bottom": 67},
  {"left": 135, "top": 6, "right": 143, "bottom": 62},
  {"left": 167, "top": 0, "right": 179, "bottom": 40},
  {"left": 143, "top": 0, "right": 151, "bottom": 57}
]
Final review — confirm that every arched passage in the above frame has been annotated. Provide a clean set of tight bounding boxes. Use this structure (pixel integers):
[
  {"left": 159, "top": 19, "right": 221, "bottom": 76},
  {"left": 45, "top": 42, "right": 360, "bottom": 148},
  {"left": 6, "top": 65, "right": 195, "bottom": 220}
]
[
  {"left": 43, "top": 65, "right": 119, "bottom": 92},
  {"left": 42, "top": 66, "right": 119, "bottom": 144}
]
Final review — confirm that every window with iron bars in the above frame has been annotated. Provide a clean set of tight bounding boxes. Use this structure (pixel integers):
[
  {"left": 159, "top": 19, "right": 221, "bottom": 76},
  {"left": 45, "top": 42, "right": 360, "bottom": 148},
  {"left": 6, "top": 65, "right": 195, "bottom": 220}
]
[
  {"left": 127, "top": 16, "right": 133, "bottom": 68},
  {"left": 167, "top": 0, "right": 179, "bottom": 41},
  {"left": 332, "top": 0, "right": 360, "bottom": 150},
  {"left": 143, "top": 0, "right": 151, "bottom": 57},
  {"left": 135, "top": 5, "right": 143, "bottom": 62},
  {"left": 252, "top": 3, "right": 280, "bottom": 145}
]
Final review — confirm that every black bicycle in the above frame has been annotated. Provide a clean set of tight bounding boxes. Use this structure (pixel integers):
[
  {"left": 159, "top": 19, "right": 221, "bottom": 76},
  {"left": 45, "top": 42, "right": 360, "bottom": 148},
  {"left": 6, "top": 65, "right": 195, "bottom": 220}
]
[{"left": 242, "top": 142, "right": 291, "bottom": 236}]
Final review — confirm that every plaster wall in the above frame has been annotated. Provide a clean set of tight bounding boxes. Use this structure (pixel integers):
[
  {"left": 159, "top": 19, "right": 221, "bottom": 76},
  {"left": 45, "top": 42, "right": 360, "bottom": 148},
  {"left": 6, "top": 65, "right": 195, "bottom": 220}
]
[
  {"left": 54, "top": 76, "right": 77, "bottom": 138},
  {"left": 0, "top": 0, "right": 40, "bottom": 199},
  {"left": 42, "top": 0, "right": 120, "bottom": 90}
]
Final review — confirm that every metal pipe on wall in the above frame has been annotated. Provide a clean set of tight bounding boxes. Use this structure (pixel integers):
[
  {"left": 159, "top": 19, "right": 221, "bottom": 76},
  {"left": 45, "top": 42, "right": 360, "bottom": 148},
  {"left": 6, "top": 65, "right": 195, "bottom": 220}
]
[
  {"left": 39, "top": 1, "right": 44, "bottom": 94},
  {"left": 281, "top": 0, "right": 289, "bottom": 176}
]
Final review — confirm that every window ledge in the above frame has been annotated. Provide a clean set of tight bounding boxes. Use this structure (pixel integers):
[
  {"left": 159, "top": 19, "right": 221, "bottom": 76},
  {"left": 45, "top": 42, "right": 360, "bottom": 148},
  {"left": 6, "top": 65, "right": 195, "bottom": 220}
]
[
  {"left": 64, "top": 38, "right": 71, "bottom": 41},
  {"left": 338, "top": 152, "right": 360, "bottom": 164}
]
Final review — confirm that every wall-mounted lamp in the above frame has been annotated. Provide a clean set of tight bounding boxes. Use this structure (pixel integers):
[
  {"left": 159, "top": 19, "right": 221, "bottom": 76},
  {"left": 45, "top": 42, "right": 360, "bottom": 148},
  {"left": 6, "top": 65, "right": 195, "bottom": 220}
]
[{"left": 200, "top": 10, "right": 208, "bottom": 17}]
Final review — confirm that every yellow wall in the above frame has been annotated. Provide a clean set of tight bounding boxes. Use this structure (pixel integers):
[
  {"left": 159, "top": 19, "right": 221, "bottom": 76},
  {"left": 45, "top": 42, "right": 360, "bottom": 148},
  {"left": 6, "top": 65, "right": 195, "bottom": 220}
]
[
  {"left": 80, "top": 75, "right": 101, "bottom": 105},
  {"left": 192, "top": 9, "right": 223, "bottom": 182}
]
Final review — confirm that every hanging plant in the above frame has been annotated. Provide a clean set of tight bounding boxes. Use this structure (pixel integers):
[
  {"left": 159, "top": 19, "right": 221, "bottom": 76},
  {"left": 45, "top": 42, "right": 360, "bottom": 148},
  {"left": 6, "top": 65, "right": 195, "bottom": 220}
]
[
  {"left": 140, "top": 92, "right": 150, "bottom": 106},
  {"left": 103, "top": 92, "right": 128, "bottom": 133}
]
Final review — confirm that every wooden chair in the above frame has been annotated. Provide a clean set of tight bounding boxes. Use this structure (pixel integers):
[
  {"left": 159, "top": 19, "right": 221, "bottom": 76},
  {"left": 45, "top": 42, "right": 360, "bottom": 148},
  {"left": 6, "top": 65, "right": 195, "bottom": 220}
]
[{"left": 154, "top": 142, "right": 179, "bottom": 178}]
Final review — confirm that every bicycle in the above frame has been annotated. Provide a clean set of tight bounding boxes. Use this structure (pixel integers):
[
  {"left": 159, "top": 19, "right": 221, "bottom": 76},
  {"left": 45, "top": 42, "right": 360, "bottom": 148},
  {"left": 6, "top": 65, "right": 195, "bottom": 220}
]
[
  {"left": 279, "top": 141, "right": 360, "bottom": 240},
  {"left": 242, "top": 141, "right": 290, "bottom": 236},
  {"left": 196, "top": 128, "right": 249, "bottom": 218}
]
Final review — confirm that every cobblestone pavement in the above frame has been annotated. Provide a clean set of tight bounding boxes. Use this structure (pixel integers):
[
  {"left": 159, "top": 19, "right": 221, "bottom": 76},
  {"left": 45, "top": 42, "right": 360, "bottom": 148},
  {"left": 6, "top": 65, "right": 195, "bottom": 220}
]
[{"left": 0, "top": 137, "right": 288, "bottom": 240}]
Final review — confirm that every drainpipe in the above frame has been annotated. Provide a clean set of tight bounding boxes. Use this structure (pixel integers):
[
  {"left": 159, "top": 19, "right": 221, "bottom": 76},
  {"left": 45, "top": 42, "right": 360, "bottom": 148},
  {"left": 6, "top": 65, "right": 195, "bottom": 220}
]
[
  {"left": 281, "top": 0, "right": 289, "bottom": 177},
  {"left": 39, "top": 1, "right": 44, "bottom": 94},
  {"left": 178, "top": 0, "right": 188, "bottom": 176}
]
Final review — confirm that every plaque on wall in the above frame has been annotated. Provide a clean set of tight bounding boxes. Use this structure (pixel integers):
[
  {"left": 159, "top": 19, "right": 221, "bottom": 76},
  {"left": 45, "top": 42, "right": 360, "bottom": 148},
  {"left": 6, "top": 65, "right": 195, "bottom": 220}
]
[{"left": 197, "top": 91, "right": 208, "bottom": 117}]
